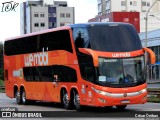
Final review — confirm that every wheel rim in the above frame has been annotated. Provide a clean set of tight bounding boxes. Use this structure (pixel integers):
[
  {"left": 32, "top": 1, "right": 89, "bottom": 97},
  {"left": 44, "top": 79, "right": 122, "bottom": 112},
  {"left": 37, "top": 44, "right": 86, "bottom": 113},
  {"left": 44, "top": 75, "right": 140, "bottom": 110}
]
[
  {"left": 74, "top": 94, "right": 80, "bottom": 108},
  {"left": 63, "top": 93, "right": 69, "bottom": 106},
  {"left": 16, "top": 91, "right": 20, "bottom": 103},
  {"left": 22, "top": 91, "right": 26, "bottom": 103}
]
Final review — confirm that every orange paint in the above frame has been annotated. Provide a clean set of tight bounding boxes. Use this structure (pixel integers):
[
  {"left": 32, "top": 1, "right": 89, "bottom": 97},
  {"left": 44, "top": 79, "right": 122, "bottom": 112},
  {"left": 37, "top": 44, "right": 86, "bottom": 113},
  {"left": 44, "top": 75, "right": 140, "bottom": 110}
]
[{"left": 143, "top": 47, "right": 156, "bottom": 64}]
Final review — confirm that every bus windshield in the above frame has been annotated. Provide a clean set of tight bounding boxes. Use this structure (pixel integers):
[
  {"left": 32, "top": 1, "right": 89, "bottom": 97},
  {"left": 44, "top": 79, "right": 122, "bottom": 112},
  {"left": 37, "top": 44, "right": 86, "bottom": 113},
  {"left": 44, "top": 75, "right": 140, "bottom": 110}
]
[
  {"left": 97, "top": 56, "right": 145, "bottom": 87},
  {"left": 88, "top": 24, "right": 142, "bottom": 52}
]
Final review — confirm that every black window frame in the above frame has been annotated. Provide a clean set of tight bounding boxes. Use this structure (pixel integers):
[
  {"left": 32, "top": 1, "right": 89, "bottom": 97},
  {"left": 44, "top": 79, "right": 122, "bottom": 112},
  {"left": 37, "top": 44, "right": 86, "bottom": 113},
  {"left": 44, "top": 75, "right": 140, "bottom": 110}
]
[
  {"left": 41, "top": 23, "right": 45, "bottom": 27},
  {"left": 34, "top": 23, "right": 39, "bottom": 27},
  {"left": 23, "top": 65, "right": 77, "bottom": 82},
  {"left": 4, "top": 30, "right": 73, "bottom": 56}
]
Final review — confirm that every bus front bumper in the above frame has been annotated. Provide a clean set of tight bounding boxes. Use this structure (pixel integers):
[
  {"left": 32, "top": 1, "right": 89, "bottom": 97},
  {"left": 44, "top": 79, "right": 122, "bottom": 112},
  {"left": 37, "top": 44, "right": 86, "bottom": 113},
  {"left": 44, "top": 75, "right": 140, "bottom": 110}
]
[{"left": 89, "top": 88, "right": 147, "bottom": 107}]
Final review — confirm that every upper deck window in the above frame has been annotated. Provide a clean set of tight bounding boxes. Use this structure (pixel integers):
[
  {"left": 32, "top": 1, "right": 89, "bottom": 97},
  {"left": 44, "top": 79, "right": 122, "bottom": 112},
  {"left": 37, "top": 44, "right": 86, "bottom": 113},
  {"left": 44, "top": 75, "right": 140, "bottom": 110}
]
[
  {"left": 72, "top": 27, "right": 90, "bottom": 48},
  {"left": 4, "top": 30, "right": 73, "bottom": 56}
]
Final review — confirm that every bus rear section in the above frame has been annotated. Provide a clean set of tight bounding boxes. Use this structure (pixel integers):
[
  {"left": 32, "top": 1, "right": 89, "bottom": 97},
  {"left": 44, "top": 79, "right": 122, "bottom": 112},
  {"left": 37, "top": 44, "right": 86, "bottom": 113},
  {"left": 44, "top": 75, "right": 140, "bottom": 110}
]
[{"left": 3, "top": 27, "right": 80, "bottom": 106}]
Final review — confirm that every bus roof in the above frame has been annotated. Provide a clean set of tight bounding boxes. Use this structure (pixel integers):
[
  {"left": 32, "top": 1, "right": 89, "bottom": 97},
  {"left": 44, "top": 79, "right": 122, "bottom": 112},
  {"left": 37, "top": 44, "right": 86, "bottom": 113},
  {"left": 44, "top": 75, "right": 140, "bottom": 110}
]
[
  {"left": 70, "top": 22, "right": 141, "bottom": 52},
  {"left": 69, "top": 22, "right": 133, "bottom": 28},
  {"left": 5, "top": 22, "right": 133, "bottom": 42}
]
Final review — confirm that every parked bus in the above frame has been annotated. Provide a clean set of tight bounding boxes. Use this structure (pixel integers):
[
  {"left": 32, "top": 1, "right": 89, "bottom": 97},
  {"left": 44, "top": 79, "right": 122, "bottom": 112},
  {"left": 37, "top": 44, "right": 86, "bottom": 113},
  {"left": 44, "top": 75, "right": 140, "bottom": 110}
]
[{"left": 4, "top": 22, "right": 155, "bottom": 111}]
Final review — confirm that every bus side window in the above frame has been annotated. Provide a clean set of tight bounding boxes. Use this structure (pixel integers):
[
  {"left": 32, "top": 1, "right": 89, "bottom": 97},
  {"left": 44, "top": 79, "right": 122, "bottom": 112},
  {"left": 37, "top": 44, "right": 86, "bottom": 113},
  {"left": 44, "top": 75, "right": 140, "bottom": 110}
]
[
  {"left": 23, "top": 66, "right": 53, "bottom": 82},
  {"left": 4, "top": 35, "right": 37, "bottom": 56},
  {"left": 78, "top": 53, "right": 95, "bottom": 82},
  {"left": 39, "top": 30, "right": 73, "bottom": 53},
  {"left": 73, "top": 28, "right": 90, "bottom": 49},
  {"left": 52, "top": 65, "right": 77, "bottom": 82},
  {"left": 75, "top": 31, "right": 84, "bottom": 48},
  {"left": 73, "top": 28, "right": 94, "bottom": 82}
]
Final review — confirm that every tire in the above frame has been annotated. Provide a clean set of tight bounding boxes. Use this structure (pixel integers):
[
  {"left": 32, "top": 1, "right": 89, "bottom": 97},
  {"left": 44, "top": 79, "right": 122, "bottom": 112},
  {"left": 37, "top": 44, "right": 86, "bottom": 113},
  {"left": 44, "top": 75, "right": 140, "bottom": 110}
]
[
  {"left": 73, "top": 91, "right": 82, "bottom": 111},
  {"left": 15, "top": 90, "right": 22, "bottom": 105},
  {"left": 62, "top": 90, "right": 71, "bottom": 110},
  {"left": 116, "top": 105, "right": 127, "bottom": 110},
  {"left": 21, "top": 89, "right": 30, "bottom": 105}
]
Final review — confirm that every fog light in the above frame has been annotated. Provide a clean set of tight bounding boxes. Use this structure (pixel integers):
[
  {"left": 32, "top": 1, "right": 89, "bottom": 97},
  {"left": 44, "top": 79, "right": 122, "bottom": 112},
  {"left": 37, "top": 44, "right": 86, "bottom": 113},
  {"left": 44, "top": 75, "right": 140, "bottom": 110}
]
[{"left": 98, "top": 98, "right": 106, "bottom": 103}]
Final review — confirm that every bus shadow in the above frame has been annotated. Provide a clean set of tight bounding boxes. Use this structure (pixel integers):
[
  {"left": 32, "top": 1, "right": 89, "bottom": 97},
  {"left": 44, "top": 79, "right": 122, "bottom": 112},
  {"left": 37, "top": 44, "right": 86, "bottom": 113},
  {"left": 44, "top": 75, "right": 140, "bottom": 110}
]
[
  {"left": 32, "top": 101, "right": 64, "bottom": 109},
  {"left": 24, "top": 101, "right": 135, "bottom": 113},
  {"left": 80, "top": 106, "right": 134, "bottom": 113}
]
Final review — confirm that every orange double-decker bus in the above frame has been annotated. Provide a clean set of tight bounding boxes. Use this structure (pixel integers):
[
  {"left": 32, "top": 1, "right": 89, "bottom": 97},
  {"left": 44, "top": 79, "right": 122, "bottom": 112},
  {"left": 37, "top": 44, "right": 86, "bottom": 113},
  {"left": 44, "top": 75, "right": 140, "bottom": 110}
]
[{"left": 4, "top": 22, "right": 155, "bottom": 111}]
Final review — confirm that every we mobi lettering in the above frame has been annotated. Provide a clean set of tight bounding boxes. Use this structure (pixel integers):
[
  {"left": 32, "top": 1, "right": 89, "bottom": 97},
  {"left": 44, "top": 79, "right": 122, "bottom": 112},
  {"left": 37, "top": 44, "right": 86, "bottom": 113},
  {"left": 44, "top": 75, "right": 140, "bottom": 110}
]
[
  {"left": 24, "top": 48, "right": 48, "bottom": 67},
  {"left": 112, "top": 52, "right": 131, "bottom": 58}
]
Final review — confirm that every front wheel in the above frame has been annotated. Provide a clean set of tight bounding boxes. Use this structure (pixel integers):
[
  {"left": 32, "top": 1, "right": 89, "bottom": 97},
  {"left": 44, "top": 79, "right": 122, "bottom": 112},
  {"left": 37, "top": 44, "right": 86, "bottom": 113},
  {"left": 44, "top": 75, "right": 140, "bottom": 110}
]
[
  {"left": 73, "top": 91, "right": 82, "bottom": 111},
  {"left": 116, "top": 105, "right": 127, "bottom": 110}
]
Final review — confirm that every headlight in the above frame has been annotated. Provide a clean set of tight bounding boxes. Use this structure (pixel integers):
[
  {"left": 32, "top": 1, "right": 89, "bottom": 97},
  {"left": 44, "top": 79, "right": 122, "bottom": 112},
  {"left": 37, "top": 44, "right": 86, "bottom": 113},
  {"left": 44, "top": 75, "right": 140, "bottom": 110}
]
[
  {"left": 92, "top": 87, "right": 147, "bottom": 97},
  {"left": 139, "top": 88, "right": 147, "bottom": 94},
  {"left": 92, "top": 87, "right": 110, "bottom": 96}
]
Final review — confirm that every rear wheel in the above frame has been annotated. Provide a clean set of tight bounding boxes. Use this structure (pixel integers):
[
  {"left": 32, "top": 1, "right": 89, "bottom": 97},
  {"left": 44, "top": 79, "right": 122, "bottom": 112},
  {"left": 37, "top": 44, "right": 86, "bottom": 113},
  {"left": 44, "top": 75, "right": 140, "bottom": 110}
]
[
  {"left": 22, "top": 89, "right": 27, "bottom": 105},
  {"left": 21, "top": 89, "right": 33, "bottom": 105},
  {"left": 116, "top": 105, "right": 127, "bottom": 110},
  {"left": 73, "top": 91, "right": 82, "bottom": 111},
  {"left": 62, "top": 90, "right": 71, "bottom": 110},
  {"left": 15, "top": 90, "right": 22, "bottom": 105}
]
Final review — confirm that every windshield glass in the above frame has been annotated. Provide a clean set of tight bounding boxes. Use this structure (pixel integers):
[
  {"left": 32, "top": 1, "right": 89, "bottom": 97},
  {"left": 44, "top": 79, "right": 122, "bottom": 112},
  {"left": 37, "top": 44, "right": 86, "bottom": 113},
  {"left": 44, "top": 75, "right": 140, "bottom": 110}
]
[
  {"left": 97, "top": 56, "right": 145, "bottom": 87},
  {"left": 89, "top": 24, "right": 142, "bottom": 52}
]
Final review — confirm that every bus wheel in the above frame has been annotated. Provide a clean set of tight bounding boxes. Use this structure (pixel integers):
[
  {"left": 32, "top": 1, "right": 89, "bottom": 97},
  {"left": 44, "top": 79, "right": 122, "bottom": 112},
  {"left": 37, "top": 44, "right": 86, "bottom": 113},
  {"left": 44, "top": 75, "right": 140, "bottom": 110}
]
[
  {"left": 21, "top": 89, "right": 28, "bottom": 105},
  {"left": 62, "top": 91, "right": 71, "bottom": 110},
  {"left": 15, "top": 90, "right": 22, "bottom": 105},
  {"left": 116, "top": 105, "right": 127, "bottom": 110},
  {"left": 73, "top": 91, "right": 82, "bottom": 111}
]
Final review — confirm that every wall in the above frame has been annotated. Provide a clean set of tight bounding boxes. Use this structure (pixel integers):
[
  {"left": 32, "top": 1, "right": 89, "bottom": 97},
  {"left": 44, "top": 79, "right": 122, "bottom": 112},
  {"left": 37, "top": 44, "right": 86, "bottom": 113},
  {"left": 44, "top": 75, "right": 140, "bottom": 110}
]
[
  {"left": 111, "top": 0, "right": 125, "bottom": 12},
  {"left": 31, "top": 6, "right": 48, "bottom": 33},
  {"left": 43, "top": 0, "right": 54, "bottom": 5},
  {"left": 56, "top": 7, "right": 74, "bottom": 27},
  {"left": 127, "top": 0, "right": 141, "bottom": 12},
  {"left": 20, "top": 2, "right": 25, "bottom": 35},
  {"left": 26, "top": 2, "right": 31, "bottom": 34},
  {"left": 140, "top": 12, "right": 160, "bottom": 32},
  {"left": 98, "top": 0, "right": 106, "bottom": 15}
]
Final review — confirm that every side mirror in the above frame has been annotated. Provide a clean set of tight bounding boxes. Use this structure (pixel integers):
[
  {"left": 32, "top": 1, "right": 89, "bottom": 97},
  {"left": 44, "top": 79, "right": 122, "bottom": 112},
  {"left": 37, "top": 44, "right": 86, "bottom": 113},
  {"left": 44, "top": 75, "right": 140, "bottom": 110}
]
[{"left": 143, "top": 47, "right": 156, "bottom": 64}]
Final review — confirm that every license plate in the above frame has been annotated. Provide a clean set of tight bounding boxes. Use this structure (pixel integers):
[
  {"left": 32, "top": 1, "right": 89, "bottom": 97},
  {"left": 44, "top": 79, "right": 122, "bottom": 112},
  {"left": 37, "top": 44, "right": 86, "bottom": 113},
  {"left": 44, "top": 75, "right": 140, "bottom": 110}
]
[{"left": 121, "top": 100, "right": 130, "bottom": 104}]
